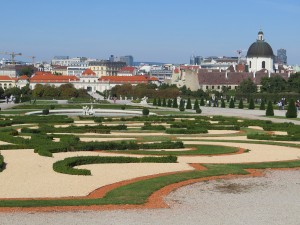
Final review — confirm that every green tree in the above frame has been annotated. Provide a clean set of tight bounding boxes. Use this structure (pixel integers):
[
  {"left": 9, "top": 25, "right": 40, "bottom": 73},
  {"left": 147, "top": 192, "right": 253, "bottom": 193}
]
[
  {"left": 19, "top": 66, "right": 35, "bottom": 77},
  {"left": 200, "top": 97, "right": 205, "bottom": 106},
  {"left": 167, "top": 99, "right": 172, "bottom": 107},
  {"left": 0, "top": 87, "right": 4, "bottom": 97},
  {"left": 32, "top": 84, "right": 45, "bottom": 98},
  {"left": 259, "top": 99, "right": 265, "bottom": 110},
  {"left": 193, "top": 99, "right": 199, "bottom": 110},
  {"left": 142, "top": 108, "right": 150, "bottom": 116},
  {"left": 286, "top": 99, "right": 297, "bottom": 118},
  {"left": 260, "top": 75, "right": 287, "bottom": 93},
  {"left": 172, "top": 98, "right": 178, "bottom": 108},
  {"left": 238, "top": 99, "right": 244, "bottom": 109},
  {"left": 287, "top": 73, "right": 300, "bottom": 93},
  {"left": 266, "top": 101, "right": 274, "bottom": 116},
  {"left": 186, "top": 98, "right": 192, "bottom": 109},
  {"left": 4, "top": 87, "right": 22, "bottom": 97},
  {"left": 179, "top": 99, "right": 185, "bottom": 111},
  {"left": 237, "top": 78, "right": 257, "bottom": 95},
  {"left": 162, "top": 98, "right": 167, "bottom": 107},
  {"left": 248, "top": 98, "right": 255, "bottom": 109},
  {"left": 221, "top": 98, "right": 226, "bottom": 108},
  {"left": 229, "top": 98, "right": 235, "bottom": 108},
  {"left": 152, "top": 98, "right": 157, "bottom": 106},
  {"left": 157, "top": 98, "right": 161, "bottom": 106}
]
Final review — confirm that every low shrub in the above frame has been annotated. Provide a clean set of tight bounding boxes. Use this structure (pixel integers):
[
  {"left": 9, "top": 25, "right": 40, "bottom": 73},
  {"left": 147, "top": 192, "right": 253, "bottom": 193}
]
[
  {"left": 142, "top": 108, "right": 150, "bottom": 116},
  {"left": 42, "top": 109, "right": 49, "bottom": 115},
  {"left": 0, "top": 154, "right": 4, "bottom": 172},
  {"left": 141, "top": 125, "right": 166, "bottom": 130},
  {"left": 20, "top": 127, "right": 41, "bottom": 134},
  {"left": 196, "top": 108, "right": 202, "bottom": 114},
  {"left": 53, "top": 155, "right": 177, "bottom": 175},
  {"left": 166, "top": 128, "right": 208, "bottom": 134},
  {"left": 121, "top": 105, "right": 126, "bottom": 110}
]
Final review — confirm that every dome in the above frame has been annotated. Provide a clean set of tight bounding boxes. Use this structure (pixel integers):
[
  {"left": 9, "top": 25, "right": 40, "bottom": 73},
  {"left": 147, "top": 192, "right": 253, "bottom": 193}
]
[{"left": 247, "top": 40, "right": 274, "bottom": 58}]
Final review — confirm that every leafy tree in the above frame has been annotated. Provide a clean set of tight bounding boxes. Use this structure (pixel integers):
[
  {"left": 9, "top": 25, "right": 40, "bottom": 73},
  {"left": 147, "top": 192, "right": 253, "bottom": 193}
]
[
  {"left": 248, "top": 98, "right": 255, "bottom": 109},
  {"left": 287, "top": 73, "right": 300, "bottom": 93},
  {"left": 4, "top": 87, "right": 22, "bottom": 97},
  {"left": 157, "top": 98, "right": 161, "bottom": 106},
  {"left": 193, "top": 99, "right": 199, "bottom": 110},
  {"left": 260, "top": 75, "right": 287, "bottom": 93},
  {"left": 152, "top": 98, "right": 157, "bottom": 106},
  {"left": 286, "top": 99, "right": 297, "bottom": 118},
  {"left": 162, "top": 98, "right": 166, "bottom": 107},
  {"left": 266, "top": 101, "right": 274, "bottom": 116},
  {"left": 32, "top": 84, "right": 45, "bottom": 98},
  {"left": 21, "top": 84, "right": 32, "bottom": 96},
  {"left": 229, "top": 98, "right": 235, "bottom": 108},
  {"left": 167, "top": 99, "right": 172, "bottom": 107},
  {"left": 0, "top": 87, "right": 4, "bottom": 97},
  {"left": 172, "top": 97, "right": 178, "bottom": 108},
  {"left": 221, "top": 98, "right": 226, "bottom": 108},
  {"left": 259, "top": 99, "right": 265, "bottom": 110},
  {"left": 237, "top": 78, "right": 257, "bottom": 95},
  {"left": 186, "top": 98, "right": 192, "bottom": 109},
  {"left": 19, "top": 66, "right": 35, "bottom": 77},
  {"left": 238, "top": 99, "right": 244, "bottom": 109}
]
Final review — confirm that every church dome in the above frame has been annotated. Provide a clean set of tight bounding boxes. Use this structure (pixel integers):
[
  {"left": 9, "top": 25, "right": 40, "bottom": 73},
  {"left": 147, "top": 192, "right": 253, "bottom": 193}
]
[{"left": 247, "top": 31, "right": 274, "bottom": 58}]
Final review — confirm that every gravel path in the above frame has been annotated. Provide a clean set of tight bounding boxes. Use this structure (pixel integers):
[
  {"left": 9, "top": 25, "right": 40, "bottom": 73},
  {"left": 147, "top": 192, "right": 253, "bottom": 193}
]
[{"left": 1, "top": 170, "right": 299, "bottom": 225}]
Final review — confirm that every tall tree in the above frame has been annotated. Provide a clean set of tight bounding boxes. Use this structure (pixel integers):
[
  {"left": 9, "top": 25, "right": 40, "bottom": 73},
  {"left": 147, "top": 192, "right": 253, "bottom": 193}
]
[
  {"left": 186, "top": 98, "right": 192, "bottom": 109},
  {"left": 260, "top": 75, "right": 287, "bottom": 93},
  {"left": 286, "top": 99, "right": 297, "bottom": 118},
  {"left": 237, "top": 78, "right": 257, "bottom": 95}
]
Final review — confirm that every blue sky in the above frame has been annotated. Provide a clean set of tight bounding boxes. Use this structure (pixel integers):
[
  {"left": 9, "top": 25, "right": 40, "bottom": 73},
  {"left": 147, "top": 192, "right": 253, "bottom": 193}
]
[{"left": 1, "top": 0, "right": 299, "bottom": 64}]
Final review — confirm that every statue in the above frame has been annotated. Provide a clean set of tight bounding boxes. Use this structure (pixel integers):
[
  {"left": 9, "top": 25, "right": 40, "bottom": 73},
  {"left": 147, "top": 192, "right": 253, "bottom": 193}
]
[{"left": 140, "top": 96, "right": 148, "bottom": 105}]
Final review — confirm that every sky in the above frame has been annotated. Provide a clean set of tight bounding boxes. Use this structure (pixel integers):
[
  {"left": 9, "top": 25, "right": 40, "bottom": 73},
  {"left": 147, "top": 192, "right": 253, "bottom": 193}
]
[{"left": 0, "top": 0, "right": 299, "bottom": 64}]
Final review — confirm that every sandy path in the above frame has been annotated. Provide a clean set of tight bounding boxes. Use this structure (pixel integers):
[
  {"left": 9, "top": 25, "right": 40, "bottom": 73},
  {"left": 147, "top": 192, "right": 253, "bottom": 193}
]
[
  {"left": 0, "top": 150, "right": 191, "bottom": 198},
  {"left": 79, "top": 137, "right": 136, "bottom": 142},
  {"left": 179, "top": 141, "right": 300, "bottom": 163}
]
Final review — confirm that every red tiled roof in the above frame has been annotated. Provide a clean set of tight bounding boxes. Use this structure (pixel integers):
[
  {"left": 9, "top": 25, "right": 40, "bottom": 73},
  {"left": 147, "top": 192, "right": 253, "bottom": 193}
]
[
  {"left": 180, "top": 65, "right": 199, "bottom": 70},
  {"left": 0, "top": 75, "right": 17, "bottom": 81},
  {"left": 30, "top": 74, "right": 79, "bottom": 83},
  {"left": 119, "top": 66, "right": 135, "bottom": 73},
  {"left": 82, "top": 68, "right": 96, "bottom": 76},
  {"left": 18, "top": 75, "right": 29, "bottom": 80},
  {"left": 99, "top": 75, "right": 157, "bottom": 83},
  {"left": 174, "top": 68, "right": 180, "bottom": 73}
]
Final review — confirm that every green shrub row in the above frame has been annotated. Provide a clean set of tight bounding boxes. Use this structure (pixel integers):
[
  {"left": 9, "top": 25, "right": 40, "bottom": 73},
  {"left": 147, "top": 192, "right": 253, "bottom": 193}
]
[
  {"left": 141, "top": 125, "right": 166, "bottom": 130},
  {"left": 53, "top": 155, "right": 177, "bottom": 175},
  {"left": 0, "top": 154, "right": 4, "bottom": 172},
  {"left": 12, "top": 115, "right": 74, "bottom": 124},
  {"left": 247, "top": 133, "right": 300, "bottom": 141},
  {"left": 165, "top": 128, "right": 208, "bottom": 134}
]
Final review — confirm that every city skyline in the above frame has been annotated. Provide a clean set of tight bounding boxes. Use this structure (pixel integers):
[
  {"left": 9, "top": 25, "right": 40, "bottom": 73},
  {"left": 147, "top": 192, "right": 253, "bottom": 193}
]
[{"left": 1, "top": 0, "right": 299, "bottom": 64}]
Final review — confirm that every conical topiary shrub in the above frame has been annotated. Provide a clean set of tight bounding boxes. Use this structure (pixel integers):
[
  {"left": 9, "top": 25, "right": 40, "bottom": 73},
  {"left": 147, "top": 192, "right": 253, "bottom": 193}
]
[
  {"left": 193, "top": 99, "right": 199, "bottom": 110},
  {"left": 167, "top": 99, "right": 172, "bottom": 107},
  {"left": 200, "top": 98, "right": 205, "bottom": 106},
  {"left": 259, "top": 99, "right": 265, "bottom": 110},
  {"left": 152, "top": 98, "right": 157, "bottom": 106},
  {"left": 172, "top": 98, "right": 178, "bottom": 108},
  {"left": 248, "top": 98, "right": 255, "bottom": 109},
  {"left": 162, "top": 98, "right": 167, "bottom": 107},
  {"left": 238, "top": 99, "right": 244, "bottom": 109},
  {"left": 186, "top": 98, "right": 192, "bottom": 109},
  {"left": 266, "top": 101, "right": 274, "bottom": 116},
  {"left": 157, "top": 98, "right": 161, "bottom": 106},
  {"left": 221, "top": 98, "right": 226, "bottom": 108},
  {"left": 229, "top": 98, "right": 235, "bottom": 108},
  {"left": 179, "top": 99, "right": 185, "bottom": 111},
  {"left": 286, "top": 99, "right": 297, "bottom": 118}
]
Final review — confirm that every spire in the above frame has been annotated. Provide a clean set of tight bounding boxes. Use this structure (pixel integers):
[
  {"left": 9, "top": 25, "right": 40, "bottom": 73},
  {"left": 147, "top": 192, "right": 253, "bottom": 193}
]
[{"left": 258, "top": 30, "right": 264, "bottom": 41}]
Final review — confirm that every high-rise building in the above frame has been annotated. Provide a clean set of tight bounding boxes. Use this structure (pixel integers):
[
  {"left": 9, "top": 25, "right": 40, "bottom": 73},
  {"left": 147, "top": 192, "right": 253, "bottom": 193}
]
[
  {"left": 190, "top": 55, "right": 202, "bottom": 65},
  {"left": 277, "top": 49, "right": 287, "bottom": 65},
  {"left": 120, "top": 55, "right": 134, "bottom": 66}
]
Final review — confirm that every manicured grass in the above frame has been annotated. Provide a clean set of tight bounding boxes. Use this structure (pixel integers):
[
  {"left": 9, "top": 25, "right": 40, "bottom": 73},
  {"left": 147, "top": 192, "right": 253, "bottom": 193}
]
[{"left": 108, "top": 144, "right": 239, "bottom": 156}]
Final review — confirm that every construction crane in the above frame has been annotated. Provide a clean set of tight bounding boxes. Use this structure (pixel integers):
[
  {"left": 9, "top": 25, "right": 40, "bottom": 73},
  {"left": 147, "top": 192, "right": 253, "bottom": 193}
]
[
  {"left": 0, "top": 51, "right": 22, "bottom": 64},
  {"left": 24, "top": 55, "right": 36, "bottom": 65}
]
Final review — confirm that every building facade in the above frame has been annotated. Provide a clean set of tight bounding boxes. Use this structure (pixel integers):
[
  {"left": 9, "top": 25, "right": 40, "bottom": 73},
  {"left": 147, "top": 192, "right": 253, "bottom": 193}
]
[{"left": 89, "top": 61, "right": 126, "bottom": 77}]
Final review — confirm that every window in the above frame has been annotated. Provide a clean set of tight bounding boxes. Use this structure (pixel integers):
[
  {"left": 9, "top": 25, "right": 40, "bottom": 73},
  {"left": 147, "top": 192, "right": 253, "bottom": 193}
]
[
  {"left": 262, "top": 61, "right": 265, "bottom": 69},
  {"left": 212, "top": 86, "right": 214, "bottom": 89},
  {"left": 217, "top": 86, "right": 220, "bottom": 89},
  {"left": 249, "top": 61, "right": 252, "bottom": 68},
  {"left": 206, "top": 86, "right": 208, "bottom": 90}
]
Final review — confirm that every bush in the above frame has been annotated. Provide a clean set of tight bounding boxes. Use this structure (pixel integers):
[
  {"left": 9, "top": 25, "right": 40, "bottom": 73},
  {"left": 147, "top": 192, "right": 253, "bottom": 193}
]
[
  {"left": 179, "top": 106, "right": 185, "bottom": 111},
  {"left": 248, "top": 98, "right": 255, "bottom": 109},
  {"left": 286, "top": 99, "right": 297, "bottom": 118},
  {"left": 166, "top": 128, "right": 208, "bottom": 134},
  {"left": 167, "top": 99, "right": 172, "bottom": 107},
  {"left": 142, "top": 108, "right": 150, "bottom": 116},
  {"left": 42, "top": 109, "right": 49, "bottom": 115},
  {"left": 193, "top": 99, "right": 199, "bottom": 110},
  {"left": 0, "top": 154, "right": 4, "bottom": 172},
  {"left": 141, "top": 125, "right": 166, "bottom": 130},
  {"left": 259, "top": 99, "right": 265, "bottom": 110},
  {"left": 266, "top": 101, "right": 274, "bottom": 116},
  {"left": 53, "top": 155, "right": 177, "bottom": 175},
  {"left": 172, "top": 98, "right": 178, "bottom": 108},
  {"left": 157, "top": 98, "right": 162, "bottom": 106},
  {"left": 229, "top": 98, "right": 235, "bottom": 108},
  {"left": 186, "top": 98, "right": 192, "bottom": 109},
  {"left": 50, "top": 105, "right": 55, "bottom": 109},
  {"left": 152, "top": 98, "right": 157, "bottom": 106},
  {"left": 121, "top": 105, "right": 126, "bottom": 110},
  {"left": 162, "top": 98, "right": 167, "bottom": 107},
  {"left": 221, "top": 98, "right": 226, "bottom": 108},
  {"left": 200, "top": 98, "right": 205, "bottom": 106},
  {"left": 196, "top": 108, "right": 202, "bottom": 114},
  {"left": 238, "top": 99, "right": 244, "bottom": 109}
]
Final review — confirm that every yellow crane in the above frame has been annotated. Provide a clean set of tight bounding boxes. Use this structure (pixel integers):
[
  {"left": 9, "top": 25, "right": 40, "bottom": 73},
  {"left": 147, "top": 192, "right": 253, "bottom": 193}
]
[{"left": 0, "top": 51, "right": 22, "bottom": 64}]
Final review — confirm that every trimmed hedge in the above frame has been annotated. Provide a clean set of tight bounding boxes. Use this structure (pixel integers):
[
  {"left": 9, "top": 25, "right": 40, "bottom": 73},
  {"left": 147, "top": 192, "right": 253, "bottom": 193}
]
[
  {"left": 141, "top": 125, "right": 166, "bottom": 130},
  {"left": 53, "top": 155, "right": 177, "bottom": 175},
  {"left": 0, "top": 154, "right": 4, "bottom": 172},
  {"left": 166, "top": 128, "right": 208, "bottom": 134},
  {"left": 12, "top": 115, "right": 74, "bottom": 124}
]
